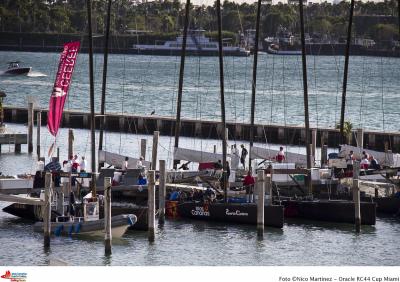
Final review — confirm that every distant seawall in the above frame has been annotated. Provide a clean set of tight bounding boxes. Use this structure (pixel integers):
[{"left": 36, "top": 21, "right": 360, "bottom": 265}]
[{"left": 4, "top": 106, "right": 400, "bottom": 152}]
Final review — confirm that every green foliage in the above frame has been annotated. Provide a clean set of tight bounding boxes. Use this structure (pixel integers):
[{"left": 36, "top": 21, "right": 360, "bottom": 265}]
[
  {"left": 336, "top": 121, "right": 353, "bottom": 144},
  {"left": 0, "top": 0, "right": 397, "bottom": 45}
]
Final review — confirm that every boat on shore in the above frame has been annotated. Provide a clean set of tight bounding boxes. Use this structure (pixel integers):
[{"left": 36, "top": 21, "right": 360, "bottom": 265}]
[
  {"left": 132, "top": 30, "right": 250, "bottom": 57},
  {"left": 4, "top": 61, "right": 31, "bottom": 75}
]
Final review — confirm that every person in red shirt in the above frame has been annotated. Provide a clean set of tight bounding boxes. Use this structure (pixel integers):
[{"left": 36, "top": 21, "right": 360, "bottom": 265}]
[
  {"left": 243, "top": 171, "right": 255, "bottom": 203},
  {"left": 276, "top": 147, "right": 285, "bottom": 163}
]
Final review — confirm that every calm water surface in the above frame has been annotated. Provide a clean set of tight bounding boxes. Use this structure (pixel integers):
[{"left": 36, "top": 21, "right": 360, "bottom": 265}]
[
  {"left": 0, "top": 51, "right": 399, "bottom": 131},
  {"left": 0, "top": 50, "right": 400, "bottom": 265},
  {"left": 0, "top": 125, "right": 399, "bottom": 266}
]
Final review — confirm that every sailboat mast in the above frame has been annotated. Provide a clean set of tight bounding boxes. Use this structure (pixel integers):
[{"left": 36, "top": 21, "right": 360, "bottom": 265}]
[
  {"left": 298, "top": 0, "right": 312, "bottom": 173},
  {"left": 216, "top": 0, "right": 228, "bottom": 202},
  {"left": 87, "top": 0, "right": 96, "bottom": 196},
  {"left": 173, "top": 0, "right": 190, "bottom": 170},
  {"left": 339, "top": 0, "right": 355, "bottom": 144},
  {"left": 249, "top": 0, "right": 262, "bottom": 171},
  {"left": 99, "top": 0, "right": 112, "bottom": 155}
]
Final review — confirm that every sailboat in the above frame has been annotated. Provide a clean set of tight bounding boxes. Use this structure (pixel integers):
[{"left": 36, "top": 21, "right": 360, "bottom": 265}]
[
  {"left": 164, "top": 0, "right": 284, "bottom": 228},
  {"left": 32, "top": 1, "right": 137, "bottom": 238}
]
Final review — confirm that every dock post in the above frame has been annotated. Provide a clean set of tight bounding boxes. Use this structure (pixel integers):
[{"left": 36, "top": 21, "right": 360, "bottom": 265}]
[
  {"left": 140, "top": 139, "right": 147, "bottom": 159},
  {"left": 57, "top": 147, "right": 60, "bottom": 161},
  {"left": 151, "top": 131, "right": 159, "bottom": 170},
  {"left": 147, "top": 170, "right": 156, "bottom": 241},
  {"left": 68, "top": 129, "right": 74, "bottom": 158},
  {"left": 311, "top": 129, "right": 317, "bottom": 159},
  {"left": 36, "top": 111, "right": 41, "bottom": 158},
  {"left": 265, "top": 175, "right": 273, "bottom": 205},
  {"left": 357, "top": 128, "right": 364, "bottom": 149},
  {"left": 28, "top": 102, "right": 34, "bottom": 153},
  {"left": 321, "top": 144, "right": 328, "bottom": 167},
  {"left": 213, "top": 145, "right": 217, "bottom": 154},
  {"left": 158, "top": 160, "right": 166, "bottom": 225},
  {"left": 104, "top": 177, "right": 112, "bottom": 255},
  {"left": 57, "top": 184, "right": 64, "bottom": 216},
  {"left": 257, "top": 170, "right": 265, "bottom": 238},
  {"left": 353, "top": 161, "right": 361, "bottom": 232},
  {"left": 44, "top": 172, "right": 52, "bottom": 248}
]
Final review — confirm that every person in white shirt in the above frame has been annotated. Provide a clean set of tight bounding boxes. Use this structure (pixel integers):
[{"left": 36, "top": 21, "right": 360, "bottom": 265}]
[
  {"left": 79, "top": 156, "right": 87, "bottom": 172},
  {"left": 231, "top": 144, "right": 240, "bottom": 169},
  {"left": 137, "top": 156, "right": 144, "bottom": 169},
  {"left": 122, "top": 157, "right": 129, "bottom": 171}
]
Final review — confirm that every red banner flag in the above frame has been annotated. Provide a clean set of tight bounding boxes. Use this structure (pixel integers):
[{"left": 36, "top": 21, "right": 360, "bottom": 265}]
[{"left": 47, "top": 41, "right": 80, "bottom": 137}]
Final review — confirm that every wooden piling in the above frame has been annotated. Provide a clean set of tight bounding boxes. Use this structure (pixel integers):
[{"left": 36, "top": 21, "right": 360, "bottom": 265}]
[
  {"left": 44, "top": 172, "right": 52, "bottom": 248},
  {"left": 57, "top": 147, "right": 60, "bottom": 161},
  {"left": 151, "top": 131, "right": 159, "bottom": 170},
  {"left": 28, "top": 102, "right": 34, "bottom": 153},
  {"left": 357, "top": 128, "right": 364, "bottom": 149},
  {"left": 68, "top": 129, "right": 74, "bottom": 158},
  {"left": 140, "top": 139, "right": 147, "bottom": 159},
  {"left": 311, "top": 129, "right": 317, "bottom": 159},
  {"left": 265, "top": 175, "right": 272, "bottom": 206},
  {"left": 353, "top": 161, "right": 361, "bottom": 232},
  {"left": 57, "top": 185, "right": 64, "bottom": 216},
  {"left": 257, "top": 170, "right": 265, "bottom": 238},
  {"left": 159, "top": 160, "right": 166, "bottom": 225},
  {"left": 104, "top": 177, "right": 112, "bottom": 255},
  {"left": 36, "top": 111, "right": 41, "bottom": 158},
  {"left": 321, "top": 144, "right": 328, "bottom": 167},
  {"left": 147, "top": 170, "right": 156, "bottom": 241}
]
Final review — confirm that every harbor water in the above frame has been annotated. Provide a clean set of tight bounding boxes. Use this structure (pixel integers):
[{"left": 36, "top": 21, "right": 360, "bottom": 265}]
[
  {"left": 0, "top": 125, "right": 399, "bottom": 266},
  {"left": 0, "top": 51, "right": 399, "bottom": 131},
  {"left": 0, "top": 51, "right": 399, "bottom": 266}
]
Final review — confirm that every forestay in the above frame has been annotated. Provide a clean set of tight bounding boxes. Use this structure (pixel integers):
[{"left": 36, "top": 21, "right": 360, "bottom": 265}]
[
  {"left": 98, "top": 150, "right": 151, "bottom": 168},
  {"left": 338, "top": 144, "right": 400, "bottom": 167},
  {"left": 250, "top": 146, "right": 313, "bottom": 166},
  {"left": 174, "top": 147, "right": 231, "bottom": 163}
]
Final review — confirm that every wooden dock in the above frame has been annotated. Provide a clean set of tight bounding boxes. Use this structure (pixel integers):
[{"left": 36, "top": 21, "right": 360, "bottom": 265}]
[{"left": 4, "top": 106, "right": 400, "bottom": 152}]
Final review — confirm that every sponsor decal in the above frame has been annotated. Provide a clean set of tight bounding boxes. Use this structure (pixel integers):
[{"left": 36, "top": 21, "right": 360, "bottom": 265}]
[
  {"left": 1, "top": 270, "right": 27, "bottom": 282},
  {"left": 225, "top": 208, "right": 249, "bottom": 216},
  {"left": 191, "top": 206, "right": 210, "bottom": 217}
]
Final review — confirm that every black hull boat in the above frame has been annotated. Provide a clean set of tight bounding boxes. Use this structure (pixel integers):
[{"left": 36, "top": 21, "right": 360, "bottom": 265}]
[
  {"left": 374, "top": 197, "right": 400, "bottom": 215},
  {"left": 3, "top": 202, "right": 149, "bottom": 230},
  {"left": 282, "top": 199, "right": 376, "bottom": 225},
  {"left": 166, "top": 201, "right": 284, "bottom": 228},
  {"left": 5, "top": 67, "right": 31, "bottom": 75},
  {"left": 4, "top": 62, "right": 31, "bottom": 75}
]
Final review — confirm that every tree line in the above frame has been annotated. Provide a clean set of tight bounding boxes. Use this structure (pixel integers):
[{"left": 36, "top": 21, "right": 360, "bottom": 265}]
[{"left": 0, "top": 0, "right": 399, "bottom": 43}]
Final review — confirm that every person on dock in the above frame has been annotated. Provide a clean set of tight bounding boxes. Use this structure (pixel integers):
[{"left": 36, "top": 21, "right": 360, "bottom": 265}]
[
  {"left": 72, "top": 155, "right": 79, "bottom": 172},
  {"left": 240, "top": 144, "right": 248, "bottom": 169},
  {"left": 243, "top": 171, "right": 255, "bottom": 203},
  {"left": 369, "top": 155, "right": 380, "bottom": 170},
  {"left": 231, "top": 144, "right": 240, "bottom": 169},
  {"left": 214, "top": 160, "right": 223, "bottom": 170},
  {"left": 122, "top": 157, "right": 129, "bottom": 171},
  {"left": 346, "top": 150, "right": 355, "bottom": 171},
  {"left": 79, "top": 156, "right": 87, "bottom": 172},
  {"left": 137, "top": 156, "right": 144, "bottom": 169},
  {"left": 276, "top": 147, "right": 285, "bottom": 163},
  {"left": 360, "top": 155, "right": 370, "bottom": 170}
]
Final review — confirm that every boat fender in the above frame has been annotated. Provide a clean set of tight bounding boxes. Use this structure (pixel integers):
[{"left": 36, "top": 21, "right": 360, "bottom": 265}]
[
  {"left": 68, "top": 224, "right": 74, "bottom": 236},
  {"left": 54, "top": 225, "right": 64, "bottom": 236},
  {"left": 74, "top": 223, "right": 81, "bottom": 233},
  {"left": 127, "top": 216, "right": 134, "bottom": 226}
]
